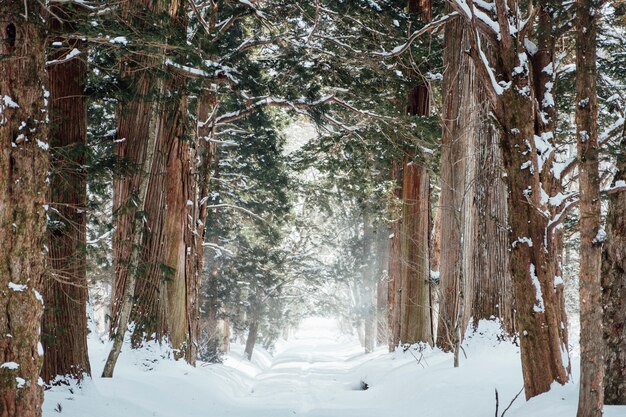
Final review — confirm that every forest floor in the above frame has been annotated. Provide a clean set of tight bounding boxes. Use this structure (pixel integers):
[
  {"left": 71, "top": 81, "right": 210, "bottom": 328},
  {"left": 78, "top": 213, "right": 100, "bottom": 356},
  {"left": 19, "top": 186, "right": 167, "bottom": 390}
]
[{"left": 43, "top": 317, "right": 626, "bottom": 417}]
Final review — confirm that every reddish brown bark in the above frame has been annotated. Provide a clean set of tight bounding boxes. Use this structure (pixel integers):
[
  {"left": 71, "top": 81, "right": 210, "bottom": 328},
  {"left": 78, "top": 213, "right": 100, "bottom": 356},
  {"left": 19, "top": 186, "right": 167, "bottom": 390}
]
[
  {"left": 387, "top": 162, "right": 403, "bottom": 351},
  {"left": 437, "top": 17, "right": 471, "bottom": 351},
  {"left": 0, "top": 4, "right": 48, "bottom": 415},
  {"left": 399, "top": 163, "right": 432, "bottom": 344},
  {"left": 438, "top": 14, "right": 514, "bottom": 357},
  {"left": 575, "top": 0, "right": 603, "bottom": 414},
  {"left": 450, "top": 0, "right": 570, "bottom": 398},
  {"left": 41, "top": 7, "right": 91, "bottom": 383},
  {"left": 603, "top": 137, "right": 626, "bottom": 404},
  {"left": 130, "top": 73, "right": 197, "bottom": 361}
]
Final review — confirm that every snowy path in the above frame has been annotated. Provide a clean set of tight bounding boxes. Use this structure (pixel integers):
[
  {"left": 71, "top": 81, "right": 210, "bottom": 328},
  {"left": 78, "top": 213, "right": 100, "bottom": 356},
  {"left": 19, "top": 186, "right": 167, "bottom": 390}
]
[{"left": 43, "top": 318, "right": 626, "bottom": 417}]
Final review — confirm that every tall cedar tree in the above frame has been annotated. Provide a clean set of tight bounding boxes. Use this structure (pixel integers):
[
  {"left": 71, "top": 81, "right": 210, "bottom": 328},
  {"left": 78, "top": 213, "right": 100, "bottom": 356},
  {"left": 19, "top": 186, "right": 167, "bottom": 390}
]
[
  {"left": 0, "top": 2, "right": 48, "bottom": 416},
  {"left": 437, "top": 7, "right": 513, "bottom": 359},
  {"left": 575, "top": 0, "right": 604, "bottom": 414},
  {"left": 388, "top": 0, "right": 433, "bottom": 349},
  {"left": 448, "top": 0, "right": 571, "bottom": 398},
  {"left": 41, "top": 4, "right": 91, "bottom": 384},
  {"left": 601, "top": 2, "right": 626, "bottom": 405},
  {"left": 602, "top": 133, "right": 626, "bottom": 404}
]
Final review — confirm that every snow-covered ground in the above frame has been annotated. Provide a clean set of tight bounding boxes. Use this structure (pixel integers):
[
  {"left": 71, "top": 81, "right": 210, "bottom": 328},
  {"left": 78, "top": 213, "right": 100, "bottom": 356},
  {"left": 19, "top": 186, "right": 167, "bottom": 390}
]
[{"left": 43, "top": 317, "right": 626, "bottom": 417}]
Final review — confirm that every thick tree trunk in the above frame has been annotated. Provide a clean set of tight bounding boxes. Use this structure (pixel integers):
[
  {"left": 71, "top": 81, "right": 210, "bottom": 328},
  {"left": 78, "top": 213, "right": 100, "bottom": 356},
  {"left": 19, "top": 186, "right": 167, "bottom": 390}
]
[
  {"left": 499, "top": 92, "right": 570, "bottom": 399},
  {"left": 575, "top": 1, "right": 603, "bottom": 415},
  {"left": 602, "top": 135, "right": 626, "bottom": 404},
  {"left": 450, "top": 0, "right": 570, "bottom": 398},
  {"left": 437, "top": 18, "right": 472, "bottom": 352},
  {"left": 0, "top": 4, "right": 48, "bottom": 415},
  {"left": 42, "top": 7, "right": 91, "bottom": 383},
  {"left": 130, "top": 73, "right": 196, "bottom": 361},
  {"left": 471, "top": 119, "right": 513, "bottom": 331},
  {"left": 438, "top": 17, "right": 514, "bottom": 357},
  {"left": 399, "top": 163, "right": 432, "bottom": 344},
  {"left": 110, "top": 3, "right": 161, "bottom": 339},
  {"left": 109, "top": 0, "right": 197, "bottom": 364}
]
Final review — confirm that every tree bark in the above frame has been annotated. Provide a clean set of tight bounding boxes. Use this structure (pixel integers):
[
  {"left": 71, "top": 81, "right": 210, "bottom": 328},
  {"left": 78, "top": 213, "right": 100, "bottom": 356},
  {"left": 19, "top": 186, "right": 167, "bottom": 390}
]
[
  {"left": 109, "top": 0, "right": 198, "bottom": 365},
  {"left": 602, "top": 133, "right": 626, "bottom": 405},
  {"left": 110, "top": 1, "right": 163, "bottom": 339},
  {"left": 387, "top": 162, "right": 403, "bottom": 351},
  {"left": 452, "top": 0, "right": 570, "bottom": 398},
  {"left": 244, "top": 288, "right": 263, "bottom": 361},
  {"left": 575, "top": 0, "right": 604, "bottom": 415},
  {"left": 438, "top": 15, "right": 514, "bottom": 357},
  {"left": 399, "top": 163, "right": 432, "bottom": 344},
  {"left": 437, "top": 17, "right": 473, "bottom": 352},
  {"left": 0, "top": 3, "right": 48, "bottom": 415},
  {"left": 130, "top": 72, "right": 196, "bottom": 361},
  {"left": 41, "top": 5, "right": 91, "bottom": 384}
]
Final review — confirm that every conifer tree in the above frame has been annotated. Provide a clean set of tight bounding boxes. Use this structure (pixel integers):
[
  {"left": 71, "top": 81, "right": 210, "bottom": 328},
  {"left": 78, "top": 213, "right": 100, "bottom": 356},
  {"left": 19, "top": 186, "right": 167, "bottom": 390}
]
[{"left": 0, "top": 2, "right": 48, "bottom": 415}]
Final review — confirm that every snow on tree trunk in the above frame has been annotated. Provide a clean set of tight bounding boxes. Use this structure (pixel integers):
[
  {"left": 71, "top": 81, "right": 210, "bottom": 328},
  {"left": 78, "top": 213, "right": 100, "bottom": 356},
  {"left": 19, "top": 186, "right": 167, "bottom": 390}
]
[
  {"left": 41, "top": 5, "right": 91, "bottom": 383},
  {"left": 0, "top": 3, "right": 48, "bottom": 415}
]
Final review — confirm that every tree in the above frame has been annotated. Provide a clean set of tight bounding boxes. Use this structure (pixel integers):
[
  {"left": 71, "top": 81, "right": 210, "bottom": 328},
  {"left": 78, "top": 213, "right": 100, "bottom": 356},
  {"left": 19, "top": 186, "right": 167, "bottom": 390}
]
[
  {"left": 388, "top": 0, "right": 435, "bottom": 349},
  {"left": 602, "top": 132, "right": 626, "bottom": 405},
  {"left": 41, "top": 3, "right": 91, "bottom": 384},
  {"left": 105, "top": 0, "right": 198, "bottom": 374},
  {"left": 0, "top": 2, "right": 48, "bottom": 415},
  {"left": 437, "top": 3, "right": 513, "bottom": 363},
  {"left": 446, "top": 0, "right": 571, "bottom": 398},
  {"left": 575, "top": 0, "right": 604, "bottom": 414}
]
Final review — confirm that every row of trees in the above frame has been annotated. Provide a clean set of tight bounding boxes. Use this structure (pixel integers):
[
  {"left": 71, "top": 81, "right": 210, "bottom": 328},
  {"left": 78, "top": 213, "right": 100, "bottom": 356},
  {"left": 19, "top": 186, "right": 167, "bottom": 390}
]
[
  {"left": 0, "top": 1, "right": 625, "bottom": 417},
  {"left": 291, "top": 1, "right": 626, "bottom": 416}
]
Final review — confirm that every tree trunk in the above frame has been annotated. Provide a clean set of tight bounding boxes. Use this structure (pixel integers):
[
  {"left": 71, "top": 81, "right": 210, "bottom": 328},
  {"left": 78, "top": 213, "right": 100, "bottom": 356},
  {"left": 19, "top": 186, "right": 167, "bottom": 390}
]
[
  {"left": 244, "top": 288, "right": 263, "bottom": 361},
  {"left": 110, "top": 2, "right": 162, "bottom": 339},
  {"left": 0, "top": 4, "right": 48, "bottom": 415},
  {"left": 387, "top": 162, "right": 403, "bottom": 351},
  {"left": 602, "top": 133, "right": 626, "bottom": 405},
  {"left": 41, "top": 6, "right": 91, "bottom": 383},
  {"left": 399, "top": 163, "right": 432, "bottom": 344},
  {"left": 437, "top": 18, "right": 472, "bottom": 352},
  {"left": 438, "top": 15, "right": 514, "bottom": 357},
  {"left": 471, "top": 116, "right": 513, "bottom": 331},
  {"left": 575, "top": 1, "right": 603, "bottom": 415},
  {"left": 130, "top": 72, "right": 196, "bottom": 361},
  {"left": 499, "top": 92, "right": 570, "bottom": 399},
  {"left": 109, "top": 0, "right": 197, "bottom": 365}
]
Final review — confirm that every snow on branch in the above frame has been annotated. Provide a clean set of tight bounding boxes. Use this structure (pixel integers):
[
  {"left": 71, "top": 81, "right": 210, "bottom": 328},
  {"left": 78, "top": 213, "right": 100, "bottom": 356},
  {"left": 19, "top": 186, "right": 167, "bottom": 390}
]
[
  {"left": 374, "top": 12, "right": 457, "bottom": 58},
  {"left": 207, "top": 96, "right": 388, "bottom": 131},
  {"left": 45, "top": 48, "right": 81, "bottom": 66}
]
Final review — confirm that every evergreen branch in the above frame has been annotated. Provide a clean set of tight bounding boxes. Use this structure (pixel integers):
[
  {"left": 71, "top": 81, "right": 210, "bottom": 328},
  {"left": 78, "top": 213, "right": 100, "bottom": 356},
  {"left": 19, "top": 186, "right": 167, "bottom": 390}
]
[{"left": 373, "top": 12, "right": 457, "bottom": 58}]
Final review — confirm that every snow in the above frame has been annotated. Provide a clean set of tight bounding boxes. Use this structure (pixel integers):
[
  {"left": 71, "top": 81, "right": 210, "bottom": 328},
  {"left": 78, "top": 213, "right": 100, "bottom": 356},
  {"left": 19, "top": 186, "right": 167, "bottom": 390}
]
[
  {"left": 592, "top": 228, "right": 607, "bottom": 244},
  {"left": 529, "top": 264, "right": 545, "bottom": 313},
  {"left": 109, "top": 36, "right": 129, "bottom": 46},
  {"left": 36, "top": 139, "right": 49, "bottom": 151},
  {"left": 42, "top": 317, "right": 626, "bottom": 417},
  {"left": 512, "top": 237, "right": 533, "bottom": 248},
  {"left": 1, "top": 362, "right": 19, "bottom": 370},
  {"left": 8, "top": 282, "right": 27, "bottom": 292},
  {"left": 2, "top": 95, "right": 19, "bottom": 108},
  {"left": 46, "top": 48, "right": 81, "bottom": 65}
]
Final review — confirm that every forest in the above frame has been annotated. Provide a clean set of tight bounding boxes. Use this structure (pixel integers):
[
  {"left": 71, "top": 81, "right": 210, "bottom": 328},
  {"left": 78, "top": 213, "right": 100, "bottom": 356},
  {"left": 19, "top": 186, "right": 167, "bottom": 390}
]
[{"left": 0, "top": 0, "right": 625, "bottom": 416}]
